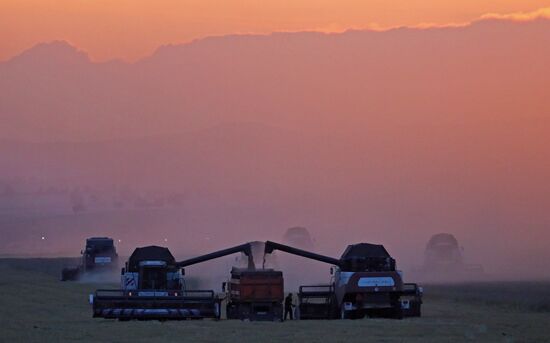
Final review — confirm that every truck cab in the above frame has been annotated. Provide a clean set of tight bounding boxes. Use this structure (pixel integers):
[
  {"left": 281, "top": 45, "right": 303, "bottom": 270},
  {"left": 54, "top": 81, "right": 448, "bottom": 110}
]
[
  {"left": 61, "top": 236, "right": 119, "bottom": 281},
  {"left": 83, "top": 237, "right": 118, "bottom": 271}
]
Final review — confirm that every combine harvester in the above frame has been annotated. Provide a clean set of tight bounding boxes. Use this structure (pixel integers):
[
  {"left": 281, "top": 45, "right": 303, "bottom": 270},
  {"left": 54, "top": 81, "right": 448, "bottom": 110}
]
[
  {"left": 91, "top": 245, "right": 222, "bottom": 320},
  {"left": 61, "top": 237, "right": 118, "bottom": 281},
  {"left": 90, "top": 240, "right": 421, "bottom": 321},
  {"left": 264, "top": 241, "right": 423, "bottom": 319},
  {"left": 417, "top": 233, "right": 484, "bottom": 282}
]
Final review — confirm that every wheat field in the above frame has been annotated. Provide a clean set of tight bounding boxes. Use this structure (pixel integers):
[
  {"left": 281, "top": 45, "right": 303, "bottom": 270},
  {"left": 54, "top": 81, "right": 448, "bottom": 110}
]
[{"left": 1, "top": 259, "right": 549, "bottom": 342}]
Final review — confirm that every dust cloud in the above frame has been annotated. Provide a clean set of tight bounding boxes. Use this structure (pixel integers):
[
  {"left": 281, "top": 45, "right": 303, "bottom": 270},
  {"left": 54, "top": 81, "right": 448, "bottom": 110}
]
[{"left": 2, "top": 18, "right": 550, "bottom": 283}]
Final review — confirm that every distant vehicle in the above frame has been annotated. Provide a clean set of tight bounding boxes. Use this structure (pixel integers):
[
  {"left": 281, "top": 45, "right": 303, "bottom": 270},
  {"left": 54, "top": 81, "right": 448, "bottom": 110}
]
[
  {"left": 61, "top": 237, "right": 118, "bottom": 281},
  {"left": 283, "top": 227, "right": 315, "bottom": 250},
  {"left": 423, "top": 233, "right": 483, "bottom": 273}
]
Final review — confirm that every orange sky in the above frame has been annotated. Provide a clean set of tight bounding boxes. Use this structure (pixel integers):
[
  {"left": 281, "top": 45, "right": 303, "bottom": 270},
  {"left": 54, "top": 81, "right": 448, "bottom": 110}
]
[{"left": 1, "top": 0, "right": 550, "bottom": 61}]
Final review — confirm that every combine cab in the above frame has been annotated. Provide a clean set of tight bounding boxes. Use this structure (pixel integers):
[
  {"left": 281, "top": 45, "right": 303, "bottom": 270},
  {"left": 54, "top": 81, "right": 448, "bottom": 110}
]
[
  {"left": 225, "top": 268, "right": 284, "bottom": 321},
  {"left": 264, "top": 241, "right": 423, "bottom": 319},
  {"left": 91, "top": 246, "right": 220, "bottom": 320},
  {"left": 61, "top": 237, "right": 118, "bottom": 281}
]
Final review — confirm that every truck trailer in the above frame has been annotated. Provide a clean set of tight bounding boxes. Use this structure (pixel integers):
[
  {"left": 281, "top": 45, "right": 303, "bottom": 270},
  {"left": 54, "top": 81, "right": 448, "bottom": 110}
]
[{"left": 225, "top": 267, "right": 284, "bottom": 321}]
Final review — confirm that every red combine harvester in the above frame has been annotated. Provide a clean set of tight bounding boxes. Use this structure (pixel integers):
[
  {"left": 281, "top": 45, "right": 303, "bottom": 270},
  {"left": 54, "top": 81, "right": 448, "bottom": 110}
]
[{"left": 264, "top": 241, "right": 423, "bottom": 319}]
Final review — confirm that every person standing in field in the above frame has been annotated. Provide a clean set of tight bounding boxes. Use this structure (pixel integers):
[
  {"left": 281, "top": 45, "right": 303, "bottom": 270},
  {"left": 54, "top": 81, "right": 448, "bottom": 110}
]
[{"left": 284, "top": 293, "right": 295, "bottom": 320}]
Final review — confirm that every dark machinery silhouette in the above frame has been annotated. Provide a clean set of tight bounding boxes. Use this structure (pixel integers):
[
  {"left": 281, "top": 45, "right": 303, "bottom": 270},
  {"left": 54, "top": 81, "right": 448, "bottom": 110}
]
[
  {"left": 91, "top": 242, "right": 284, "bottom": 321},
  {"left": 179, "top": 242, "right": 284, "bottom": 321},
  {"left": 264, "top": 241, "right": 423, "bottom": 319},
  {"left": 61, "top": 237, "right": 118, "bottom": 281},
  {"left": 423, "top": 233, "right": 483, "bottom": 273},
  {"left": 91, "top": 243, "right": 253, "bottom": 320}
]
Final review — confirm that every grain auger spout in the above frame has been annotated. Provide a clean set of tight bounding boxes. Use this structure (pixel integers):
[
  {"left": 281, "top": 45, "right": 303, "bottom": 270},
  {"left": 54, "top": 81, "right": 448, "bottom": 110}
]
[
  {"left": 176, "top": 242, "right": 254, "bottom": 269},
  {"left": 264, "top": 240, "right": 341, "bottom": 266}
]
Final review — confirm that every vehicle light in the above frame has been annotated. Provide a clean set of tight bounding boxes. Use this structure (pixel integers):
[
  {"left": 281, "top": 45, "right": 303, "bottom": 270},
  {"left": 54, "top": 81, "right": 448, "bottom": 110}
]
[
  {"left": 174, "top": 292, "right": 178, "bottom": 297},
  {"left": 128, "top": 292, "right": 133, "bottom": 296}
]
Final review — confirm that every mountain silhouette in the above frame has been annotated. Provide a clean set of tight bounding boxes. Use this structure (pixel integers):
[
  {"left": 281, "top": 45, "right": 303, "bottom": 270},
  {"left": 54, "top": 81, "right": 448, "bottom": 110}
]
[{"left": 1, "top": 18, "right": 549, "bottom": 141}]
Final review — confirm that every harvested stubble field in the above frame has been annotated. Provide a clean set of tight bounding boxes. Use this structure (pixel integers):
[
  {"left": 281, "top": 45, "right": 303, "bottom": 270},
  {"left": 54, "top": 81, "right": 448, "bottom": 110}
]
[{"left": 0, "top": 259, "right": 549, "bottom": 343}]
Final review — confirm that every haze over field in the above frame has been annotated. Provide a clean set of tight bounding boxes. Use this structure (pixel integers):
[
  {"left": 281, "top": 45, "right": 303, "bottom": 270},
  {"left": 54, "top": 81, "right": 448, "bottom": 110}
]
[{"left": 1, "top": 12, "right": 549, "bottom": 280}]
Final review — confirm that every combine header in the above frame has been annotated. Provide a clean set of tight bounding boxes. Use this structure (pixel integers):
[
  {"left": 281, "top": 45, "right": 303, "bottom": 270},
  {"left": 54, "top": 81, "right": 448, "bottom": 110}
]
[
  {"left": 61, "top": 237, "right": 118, "bottom": 281},
  {"left": 264, "top": 241, "right": 423, "bottom": 319}
]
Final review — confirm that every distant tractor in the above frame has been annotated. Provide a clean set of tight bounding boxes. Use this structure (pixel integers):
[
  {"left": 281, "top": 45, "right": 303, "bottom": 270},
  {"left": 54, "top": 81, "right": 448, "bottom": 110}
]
[
  {"left": 91, "top": 246, "right": 221, "bottom": 320},
  {"left": 423, "top": 233, "right": 483, "bottom": 274},
  {"left": 264, "top": 241, "right": 423, "bottom": 319},
  {"left": 61, "top": 237, "right": 118, "bottom": 281}
]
